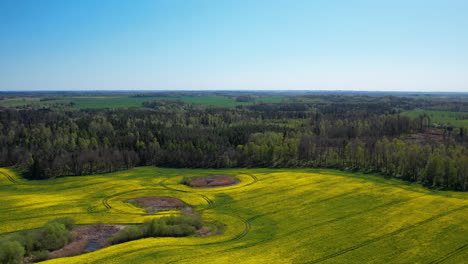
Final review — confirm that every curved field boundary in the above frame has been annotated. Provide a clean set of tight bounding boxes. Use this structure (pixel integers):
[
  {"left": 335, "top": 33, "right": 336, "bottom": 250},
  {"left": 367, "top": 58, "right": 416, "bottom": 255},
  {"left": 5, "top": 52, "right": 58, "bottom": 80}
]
[
  {"left": 86, "top": 206, "right": 103, "bottom": 213},
  {"left": 101, "top": 187, "right": 214, "bottom": 214},
  {"left": 225, "top": 215, "right": 256, "bottom": 242},
  {"left": 159, "top": 173, "right": 259, "bottom": 193},
  {"left": 216, "top": 173, "right": 259, "bottom": 190},
  {"left": 158, "top": 183, "right": 190, "bottom": 193},
  {"left": 101, "top": 187, "right": 170, "bottom": 211},
  {"left": 199, "top": 194, "right": 214, "bottom": 208},
  {"left": 242, "top": 174, "right": 259, "bottom": 187},
  {"left": 158, "top": 183, "right": 215, "bottom": 210},
  {"left": 86, "top": 188, "right": 416, "bottom": 264},
  {"left": 304, "top": 205, "right": 468, "bottom": 264},
  {"left": 102, "top": 188, "right": 177, "bottom": 216},
  {"left": 428, "top": 243, "right": 468, "bottom": 264},
  {"left": 157, "top": 183, "right": 217, "bottom": 207},
  {"left": 95, "top": 212, "right": 258, "bottom": 264},
  {"left": 101, "top": 196, "right": 112, "bottom": 209},
  {"left": 218, "top": 214, "right": 275, "bottom": 251},
  {"left": 165, "top": 214, "right": 267, "bottom": 264},
  {"left": 0, "top": 170, "right": 20, "bottom": 184}
]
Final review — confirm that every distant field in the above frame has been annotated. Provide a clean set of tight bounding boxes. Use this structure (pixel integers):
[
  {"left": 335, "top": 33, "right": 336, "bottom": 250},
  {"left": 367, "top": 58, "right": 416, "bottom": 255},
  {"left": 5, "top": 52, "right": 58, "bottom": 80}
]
[
  {"left": 0, "top": 167, "right": 466, "bottom": 263},
  {"left": 0, "top": 96, "right": 283, "bottom": 109},
  {"left": 401, "top": 109, "right": 468, "bottom": 127}
]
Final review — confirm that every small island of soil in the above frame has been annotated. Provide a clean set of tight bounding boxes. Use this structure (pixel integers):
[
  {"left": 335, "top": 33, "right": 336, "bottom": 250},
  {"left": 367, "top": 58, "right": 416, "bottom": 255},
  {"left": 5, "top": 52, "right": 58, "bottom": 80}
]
[
  {"left": 184, "top": 175, "right": 238, "bottom": 187},
  {"left": 128, "top": 196, "right": 185, "bottom": 211}
]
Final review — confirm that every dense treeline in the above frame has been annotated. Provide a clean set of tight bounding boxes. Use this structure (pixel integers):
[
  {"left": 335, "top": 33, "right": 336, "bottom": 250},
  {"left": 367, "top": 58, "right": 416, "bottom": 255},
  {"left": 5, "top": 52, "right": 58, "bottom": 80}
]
[{"left": 0, "top": 94, "right": 467, "bottom": 191}]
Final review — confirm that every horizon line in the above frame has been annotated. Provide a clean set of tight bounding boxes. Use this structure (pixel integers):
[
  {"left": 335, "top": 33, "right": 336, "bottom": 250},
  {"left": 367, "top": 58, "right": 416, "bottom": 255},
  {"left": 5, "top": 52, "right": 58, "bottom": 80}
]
[{"left": 1, "top": 90, "right": 468, "bottom": 94}]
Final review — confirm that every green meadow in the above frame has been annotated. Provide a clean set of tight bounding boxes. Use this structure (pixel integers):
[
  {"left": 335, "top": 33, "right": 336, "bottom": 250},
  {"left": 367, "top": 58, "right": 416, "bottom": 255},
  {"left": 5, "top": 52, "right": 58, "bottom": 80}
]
[
  {"left": 0, "top": 96, "right": 283, "bottom": 109},
  {"left": 401, "top": 109, "right": 468, "bottom": 127},
  {"left": 0, "top": 167, "right": 466, "bottom": 263}
]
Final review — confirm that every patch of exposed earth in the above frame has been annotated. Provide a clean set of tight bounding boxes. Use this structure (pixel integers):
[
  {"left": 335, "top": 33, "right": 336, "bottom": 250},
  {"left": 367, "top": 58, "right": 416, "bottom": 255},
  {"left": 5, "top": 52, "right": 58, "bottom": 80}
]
[
  {"left": 194, "top": 226, "right": 212, "bottom": 237},
  {"left": 128, "top": 196, "right": 187, "bottom": 213},
  {"left": 185, "top": 175, "right": 238, "bottom": 188},
  {"left": 47, "top": 224, "right": 125, "bottom": 260}
]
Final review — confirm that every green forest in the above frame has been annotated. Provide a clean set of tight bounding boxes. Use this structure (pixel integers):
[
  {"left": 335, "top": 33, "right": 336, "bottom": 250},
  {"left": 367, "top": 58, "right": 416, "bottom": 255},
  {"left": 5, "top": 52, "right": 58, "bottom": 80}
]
[{"left": 0, "top": 91, "right": 467, "bottom": 191}]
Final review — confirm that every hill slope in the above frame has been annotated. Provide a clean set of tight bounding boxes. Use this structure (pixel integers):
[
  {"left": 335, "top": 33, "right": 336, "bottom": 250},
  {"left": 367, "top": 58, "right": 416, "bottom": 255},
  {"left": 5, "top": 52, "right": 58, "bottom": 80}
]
[{"left": 0, "top": 167, "right": 466, "bottom": 263}]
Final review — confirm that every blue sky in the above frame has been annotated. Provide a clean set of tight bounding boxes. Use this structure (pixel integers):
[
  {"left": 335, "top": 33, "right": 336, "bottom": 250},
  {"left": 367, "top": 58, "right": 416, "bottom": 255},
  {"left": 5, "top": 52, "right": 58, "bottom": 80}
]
[{"left": 0, "top": 0, "right": 467, "bottom": 91}]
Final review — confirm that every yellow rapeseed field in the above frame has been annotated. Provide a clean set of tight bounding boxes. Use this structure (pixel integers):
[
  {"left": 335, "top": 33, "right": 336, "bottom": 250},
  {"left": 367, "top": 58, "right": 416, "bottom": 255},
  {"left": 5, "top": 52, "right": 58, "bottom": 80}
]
[{"left": 0, "top": 167, "right": 466, "bottom": 263}]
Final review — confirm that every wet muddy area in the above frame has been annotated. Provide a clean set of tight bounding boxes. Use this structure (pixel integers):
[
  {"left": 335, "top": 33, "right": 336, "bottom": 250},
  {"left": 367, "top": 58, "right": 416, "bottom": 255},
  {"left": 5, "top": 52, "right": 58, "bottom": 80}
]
[{"left": 48, "top": 225, "right": 125, "bottom": 260}]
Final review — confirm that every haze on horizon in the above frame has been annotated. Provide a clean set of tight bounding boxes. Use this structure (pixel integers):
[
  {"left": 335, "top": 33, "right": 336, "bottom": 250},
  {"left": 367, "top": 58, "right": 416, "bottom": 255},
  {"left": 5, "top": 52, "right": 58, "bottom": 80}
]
[{"left": 1, "top": 0, "right": 467, "bottom": 92}]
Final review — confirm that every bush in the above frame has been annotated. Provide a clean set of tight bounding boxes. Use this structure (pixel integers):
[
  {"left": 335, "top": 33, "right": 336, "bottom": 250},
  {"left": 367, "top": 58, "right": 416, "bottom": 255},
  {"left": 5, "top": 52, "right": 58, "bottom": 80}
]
[
  {"left": 181, "top": 177, "right": 192, "bottom": 186},
  {"left": 9, "top": 231, "right": 35, "bottom": 255},
  {"left": 1, "top": 217, "right": 75, "bottom": 263},
  {"left": 0, "top": 241, "right": 25, "bottom": 264},
  {"left": 177, "top": 224, "right": 197, "bottom": 236},
  {"left": 36, "top": 222, "right": 72, "bottom": 251},
  {"left": 143, "top": 219, "right": 165, "bottom": 237},
  {"left": 109, "top": 226, "right": 144, "bottom": 245},
  {"left": 143, "top": 216, "right": 200, "bottom": 237},
  {"left": 184, "top": 217, "right": 203, "bottom": 229},
  {"left": 50, "top": 217, "right": 75, "bottom": 230},
  {"left": 110, "top": 215, "right": 203, "bottom": 245}
]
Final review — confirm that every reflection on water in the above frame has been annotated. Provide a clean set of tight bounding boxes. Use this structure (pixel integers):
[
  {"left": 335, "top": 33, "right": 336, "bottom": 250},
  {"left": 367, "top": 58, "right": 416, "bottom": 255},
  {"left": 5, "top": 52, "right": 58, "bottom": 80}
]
[{"left": 85, "top": 240, "right": 101, "bottom": 252}]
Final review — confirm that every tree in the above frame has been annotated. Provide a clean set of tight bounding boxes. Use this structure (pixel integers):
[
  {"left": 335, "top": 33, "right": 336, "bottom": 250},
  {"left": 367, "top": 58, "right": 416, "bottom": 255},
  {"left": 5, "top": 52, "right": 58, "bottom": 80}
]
[{"left": 0, "top": 241, "right": 25, "bottom": 264}]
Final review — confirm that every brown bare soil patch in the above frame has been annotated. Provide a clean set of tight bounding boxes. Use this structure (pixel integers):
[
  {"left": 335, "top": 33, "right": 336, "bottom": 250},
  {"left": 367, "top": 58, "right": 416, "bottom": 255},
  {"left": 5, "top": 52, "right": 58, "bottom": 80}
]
[
  {"left": 194, "top": 226, "right": 212, "bottom": 234},
  {"left": 48, "top": 225, "right": 125, "bottom": 259},
  {"left": 129, "top": 196, "right": 185, "bottom": 210},
  {"left": 47, "top": 238, "right": 88, "bottom": 260},
  {"left": 185, "top": 175, "right": 238, "bottom": 187}
]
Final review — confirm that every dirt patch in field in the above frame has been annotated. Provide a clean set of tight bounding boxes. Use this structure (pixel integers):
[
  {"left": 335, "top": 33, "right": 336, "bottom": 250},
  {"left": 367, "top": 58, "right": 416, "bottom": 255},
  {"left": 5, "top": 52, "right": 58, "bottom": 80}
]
[
  {"left": 195, "top": 226, "right": 212, "bottom": 235},
  {"left": 129, "top": 196, "right": 185, "bottom": 211},
  {"left": 48, "top": 224, "right": 125, "bottom": 260},
  {"left": 184, "top": 175, "right": 238, "bottom": 188}
]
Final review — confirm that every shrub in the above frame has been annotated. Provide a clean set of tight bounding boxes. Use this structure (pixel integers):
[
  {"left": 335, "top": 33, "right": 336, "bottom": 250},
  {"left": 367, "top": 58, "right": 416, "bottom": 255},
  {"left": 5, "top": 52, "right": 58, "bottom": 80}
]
[
  {"left": 143, "top": 216, "right": 200, "bottom": 237},
  {"left": 0, "top": 241, "right": 25, "bottom": 264},
  {"left": 177, "top": 224, "right": 197, "bottom": 236},
  {"left": 109, "top": 226, "right": 144, "bottom": 245},
  {"left": 143, "top": 219, "right": 165, "bottom": 237},
  {"left": 9, "top": 231, "right": 35, "bottom": 255},
  {"left": 110, "top": 216, "right": 202, "bottom": 245},
  {"left": 181, "top": 177, "right": 192, "bottom": 186},
  {"left": 1, "top": 217, "right": 76, "bottom": 263},
  {"left": 50, "top": 217, "right": 75, "bottom": 230},
  {"left": 34, "top": 222, "right": 72, "bottom": 251},
  {"left": 184, "top": 217, "right": 202, "bottom": 229}
]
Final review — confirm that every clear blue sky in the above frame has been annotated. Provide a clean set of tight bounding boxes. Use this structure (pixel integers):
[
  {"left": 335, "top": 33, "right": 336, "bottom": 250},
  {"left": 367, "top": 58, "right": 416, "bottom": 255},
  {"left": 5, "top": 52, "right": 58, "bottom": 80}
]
[{"left": 1, "top": 0, "right": 467, "bottom": 91}]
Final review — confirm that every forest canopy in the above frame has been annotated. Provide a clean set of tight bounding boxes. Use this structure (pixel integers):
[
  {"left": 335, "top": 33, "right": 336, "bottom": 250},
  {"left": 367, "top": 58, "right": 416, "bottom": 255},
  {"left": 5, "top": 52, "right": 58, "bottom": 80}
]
[{"left": 0, "top": 92, "right": 467, "bottom": 191}]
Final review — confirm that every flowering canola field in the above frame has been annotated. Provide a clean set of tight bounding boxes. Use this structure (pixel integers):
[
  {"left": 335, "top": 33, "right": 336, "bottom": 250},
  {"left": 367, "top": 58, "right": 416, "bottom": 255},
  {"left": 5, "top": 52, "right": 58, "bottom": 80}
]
[{"left": 0, "top": 167, "right": 467, "bottom": 263}]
